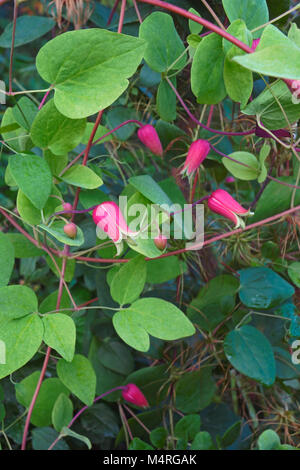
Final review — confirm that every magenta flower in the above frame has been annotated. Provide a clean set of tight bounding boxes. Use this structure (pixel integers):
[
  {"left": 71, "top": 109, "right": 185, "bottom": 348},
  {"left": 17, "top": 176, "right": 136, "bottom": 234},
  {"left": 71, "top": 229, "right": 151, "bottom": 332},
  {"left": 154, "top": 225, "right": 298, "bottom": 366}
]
[
  {"left": 225, "top": 176, "right": 235, "bottom": 184},
  {"left": 208, "top": 189, "right": 249, "bottom": 228},
  {"left": 92, "top": 201, "right": 136, "bottom": 254},
  {"left": 122, "top": 383, "right": 149, "bottom": 408},
  {"left": 181, "top": 139, "right": 210, "bottom": 177},
  {"left": 137, "top": 124, "right": 163, "bottom": 157},
  {"left": 284, "top": 79, "right": 300, "bottom": 99}
]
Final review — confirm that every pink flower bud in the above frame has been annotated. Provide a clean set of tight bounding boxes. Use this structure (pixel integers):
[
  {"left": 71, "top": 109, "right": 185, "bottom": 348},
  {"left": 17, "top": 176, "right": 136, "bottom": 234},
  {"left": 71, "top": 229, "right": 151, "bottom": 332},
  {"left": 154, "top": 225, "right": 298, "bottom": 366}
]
[
  {"left": 208, "top": 189, "right": 249, "bottom": 228},
  {"left": 63, "top": 222, "right": 77, "bottom": 239},
  {"left": 154, "top": 233, "right": 167, "bottom": 251},
  {"left": 181, "top": 139, "right": 210, "bottom": 177},
  {"left": 122, "top": 383, "right": 149, "bottom": 408},
  {"left": 251, "top": 38, "right": 260, "bottom": 51},
  {"left": 137, "top": 124, "right": 163, "bottom": 157},
  {"left": 92, "top": 201, "right": 133, "bottom": 243},
  {"left": 63, "top": 202, "right": 73, "bottom": 218},
  {"left": 225, "top": 176, "right": 235, "bottom": 184}
]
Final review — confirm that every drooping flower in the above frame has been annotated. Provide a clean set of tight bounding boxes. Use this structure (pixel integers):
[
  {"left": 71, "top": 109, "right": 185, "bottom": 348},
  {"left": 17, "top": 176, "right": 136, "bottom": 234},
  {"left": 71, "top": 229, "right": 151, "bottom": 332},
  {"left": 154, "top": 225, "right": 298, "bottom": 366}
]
[
  {"left": 137, "top": 124, "right": 163, "bottom": 157},
  {"left": 225, "top": 176, "right": 235, "bottom": 184},
  {"left": 93, "top": 201, "right": 137, "bottom": 254},
  {"left": 63, "top": 222, "right": 77, "bottom": 239},
  {"left": 208, "top": 189, "right": 250, "bottom": 228},
  {"left": 181, "top": 139, "right": 210, "bottom": 177},
  {"left": 122, "top": 383, "right": 149, "bottom": 408},
  {"left": 284, "top": 79, "right": 300, "bottom": 102}
]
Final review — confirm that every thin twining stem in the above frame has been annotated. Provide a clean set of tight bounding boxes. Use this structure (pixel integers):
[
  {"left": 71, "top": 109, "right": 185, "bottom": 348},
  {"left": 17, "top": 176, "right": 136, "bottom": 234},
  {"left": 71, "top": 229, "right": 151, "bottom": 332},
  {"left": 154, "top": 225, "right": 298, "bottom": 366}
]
[{"left": 165, "top": 77, "right": 255, "bottom": 137}]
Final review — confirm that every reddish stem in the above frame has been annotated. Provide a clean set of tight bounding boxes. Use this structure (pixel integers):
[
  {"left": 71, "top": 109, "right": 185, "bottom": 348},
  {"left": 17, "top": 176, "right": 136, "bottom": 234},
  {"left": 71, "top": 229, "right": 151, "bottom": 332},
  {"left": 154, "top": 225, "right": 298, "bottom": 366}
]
[
  {"left": 38, "top": 89, "right": 51, "bottom": 110},
  {"left": 21, "top": 255, "right": 68, "bottom": 450},
  {"left": 136, "top": 0, "right": 253, "bottom": 53},
  {"left": 107, "top": 0, "right": 120, "bottom": 26},
  {"left": 118, "top": 0, "right": 127, "bottom": 33},
  {"left": 8, "top": 0, "right": 18, "bottom": 94}
]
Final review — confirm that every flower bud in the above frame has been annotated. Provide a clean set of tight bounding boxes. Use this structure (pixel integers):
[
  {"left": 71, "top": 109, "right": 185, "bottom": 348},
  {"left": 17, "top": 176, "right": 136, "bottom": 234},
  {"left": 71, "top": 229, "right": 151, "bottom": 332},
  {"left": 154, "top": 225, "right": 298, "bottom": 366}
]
[
  {"left": 92, "top": 201, "right": 133, "bottom": 243},
  {"left": 181, "top": 139, "right": 210, "bottom": 177},
  {"left": 63, "top": 202, "right": 73, "bottom": 218},
  {"left": 122, "top": 383, "right": 149, "bottom": 408},
  {"left": 137, "top": 124, "right": 163, "bottom": 157},
  {"left": 225, "top": 176, "right": 235, "bottom": 184},
  {"left": 208, "top": 189, "right": 249, "bottom": 228},
  {"left": 63, "top": 222, "right": 77, "bottom": 239},
  {"left": 154, "top": 233, "right": 167, "bottom": 251}
]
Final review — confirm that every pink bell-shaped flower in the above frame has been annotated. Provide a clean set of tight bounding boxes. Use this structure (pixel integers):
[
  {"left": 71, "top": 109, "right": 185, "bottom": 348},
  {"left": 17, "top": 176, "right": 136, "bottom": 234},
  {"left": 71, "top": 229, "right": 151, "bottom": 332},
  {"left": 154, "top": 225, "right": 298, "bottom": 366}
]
[
  {"left": 137, "top": 124, "right": 163, "bottom": 157},
  {"left": 154, "top": 233, "right": 168, "bottom": 251},
  {"left": 122, "top": 383, "right": 149, "bottom": 408},
  {"left": 208, "top": 189, "right": 249, "bottom": 228},
  {"left": 93, "top": 201, "right": 137, "bottom": 254},
  {"left": 181, "top": 139, "right": 210, "bottom": 177}
]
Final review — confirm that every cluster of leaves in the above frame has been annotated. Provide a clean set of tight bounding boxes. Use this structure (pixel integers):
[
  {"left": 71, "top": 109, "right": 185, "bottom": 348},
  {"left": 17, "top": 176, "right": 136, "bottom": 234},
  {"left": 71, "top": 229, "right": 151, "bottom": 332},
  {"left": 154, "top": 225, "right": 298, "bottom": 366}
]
[{"left": 0, "top": 0, "right": 300, "bottom": 451}]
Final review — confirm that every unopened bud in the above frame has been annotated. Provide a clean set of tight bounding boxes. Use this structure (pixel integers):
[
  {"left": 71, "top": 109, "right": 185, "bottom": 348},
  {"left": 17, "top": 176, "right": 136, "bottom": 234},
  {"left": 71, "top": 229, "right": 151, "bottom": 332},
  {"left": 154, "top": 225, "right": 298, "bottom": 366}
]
[{"left": 63, "top": 222, "right": 77, "bottom": 239}]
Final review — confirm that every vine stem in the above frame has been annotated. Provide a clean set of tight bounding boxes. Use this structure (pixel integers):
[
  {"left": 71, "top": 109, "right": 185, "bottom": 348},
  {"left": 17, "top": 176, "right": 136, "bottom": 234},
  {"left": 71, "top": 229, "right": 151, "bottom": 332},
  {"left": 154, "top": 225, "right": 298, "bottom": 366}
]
[
  {"left": 21, "top": 254, "right": 68, "bottom": 450},
  {"left": 165, "top": 77, "right": 255, "bottom": 137},
  {"left": 136, "top": 0, "right": 253, "bottom": 53},
  {"left": 48, "top": 386, "right": 126, "bottom": 450},
  {"left": 59, "top": 119, "right": 141, "bottom": 176},
  {"left": 118, "top": 0, "right": 127, "bottom": 33},
  {"left": 8, "top": 0, "right": 18, "bottom": 94}
]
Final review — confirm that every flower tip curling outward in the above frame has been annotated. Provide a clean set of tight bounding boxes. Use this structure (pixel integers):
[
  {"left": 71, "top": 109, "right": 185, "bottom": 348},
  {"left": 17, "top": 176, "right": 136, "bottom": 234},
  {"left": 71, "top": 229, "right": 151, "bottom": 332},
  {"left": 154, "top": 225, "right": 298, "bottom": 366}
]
[
  {"left": 208, "top": 189, "right": 249, "bottom": 228},
  {"left": 137, "top": 124, "right": 163, "bottom": 157},
  {"left": 181, "top": 139, "right": 210, "bottom": 177},
  {"left": 122, "top": 383, "right": 149, "bottom": 408}
]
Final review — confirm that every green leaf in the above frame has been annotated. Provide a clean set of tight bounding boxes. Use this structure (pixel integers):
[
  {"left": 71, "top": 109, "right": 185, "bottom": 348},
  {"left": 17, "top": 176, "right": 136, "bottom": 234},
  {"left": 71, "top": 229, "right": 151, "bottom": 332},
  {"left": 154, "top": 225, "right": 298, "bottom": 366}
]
[
  {"left": 9, "top": 153, "right": 52, "bottom": 210},
  {"left": 39, "top": 221, "right": 84, "bottom": 247},
  {"left": 106, "top": 106, "right": 138, "bottom": 141},
  {"left": 12, "top": 97, "right": 38, "bottom": 131},
  {"left": 1, "top": 107, "right": 32, "bottom": 153},
  {"left": 191, "top": 33, "right": 226, "bottom": 105},
  {"left": 139, "top": 12, "right": 186, "bottom": 73},
  {"left": 252, "top": 177, "right": 300, "bottom": 222},
  {"left": 242, "top": 80, "right": 300, "bottom": 130},
  {"left": 175, "top": 369, "right": 216, "bottom": 413},
  {"left": 44, "top": 150, "right": 68, "bottom": 177},
  {"left": 0, "top": 16, "right": 55, "bottom": 47},
  {"left": 39, "top": 289, "right": 70, "bottom": 315},
  {"left": 0, "top": 232, "right": 15, "bottom": 287},
  {"left": 239, "top": 267, "right": 295, "bottom": 309},
  {"left": 113, "top": 298, "right": 195, "bottom": 352},
  {"left": 150, "top": 427, "right": 168, "bottom": 448},
  {"left": 221, "top": 421, "right": 242, "bottom": 448},
  {"left": 224, "top": 325, "right": 276, "bottom": 385},
  {"left": 0, "top": 314, "right": 44, "bottom": 379},
  {"left": 30, "top": 99, "right": 86, "bottom": 155},
  {"left": 57, "top": 354, "right": 96, "bottom": 406},
  {"left": 42, "top": 314, "right": 76, "bottom": 362},
  {"left": 222, "top": 0, "right": 269, "bottom": 37},
  {"left": 188, "top": 8, "right": 203, "bottom": 35},
  {"left": 36, "top": 29, "right": 145, "bottom": 118},
  {"left": 257, "top": 430, "right": 281, "bottom": 450},
  {"left": 6, "top": 234, "right": 43, "bottom": 259},
  {"left": 52, "top": 394, "right": 73, "bottom": 432},
  {"left": 32, "top": 427, "right": 69, "bottom": 450},
  {"left": 175, "top": 415, "right": 201, "bottom": 441},
  {"left": 98, "top": 340, "right": 134, "bottom": 375},
  {"left": 258, "top": 143, "right": 270, "bottom": 183},
  {"left": 288, "top": 262, "right": 300, "bottom": 288},
  {"left": 191, "top": 431, "right": 213, "bottom": 450},
  {"left": 61, "top": 427, "right": 91, "bottom": 450},
  {"left": 129, "top": 437, "right": 154, "bottom": 450},
  {"left": 222, "top": 151, "right": 259, "bottom": 180},
  {"left": 156, "top": 77, "right": 177, "bottom": 122},
  {"left": 289, "top": 23, "right": 300, "bottom": 48},
  {"left": 60, "top": 164, "right": 103, "bottom": 189},
  {"left": 110, "top": 255, "right": 146, "bottom": 305},
  {"left": 0, "top": 285, "right": 38, "bottom": 320},
  {"left": 16, "top": 372, "right": 70, "bottom": 426},
  {"left": 146, "top": 256, "right": 187, "bottom": 284},
  {"left": 234, "top": 25, "right": 300, "bottom": 79}
]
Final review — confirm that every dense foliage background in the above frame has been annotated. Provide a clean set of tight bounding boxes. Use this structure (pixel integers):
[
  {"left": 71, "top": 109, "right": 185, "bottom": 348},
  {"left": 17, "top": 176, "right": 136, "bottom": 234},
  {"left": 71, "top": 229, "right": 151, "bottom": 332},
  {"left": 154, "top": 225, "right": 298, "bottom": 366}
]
[{"left": 0, "top": 0, "right": 300, "bottom": 451}]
